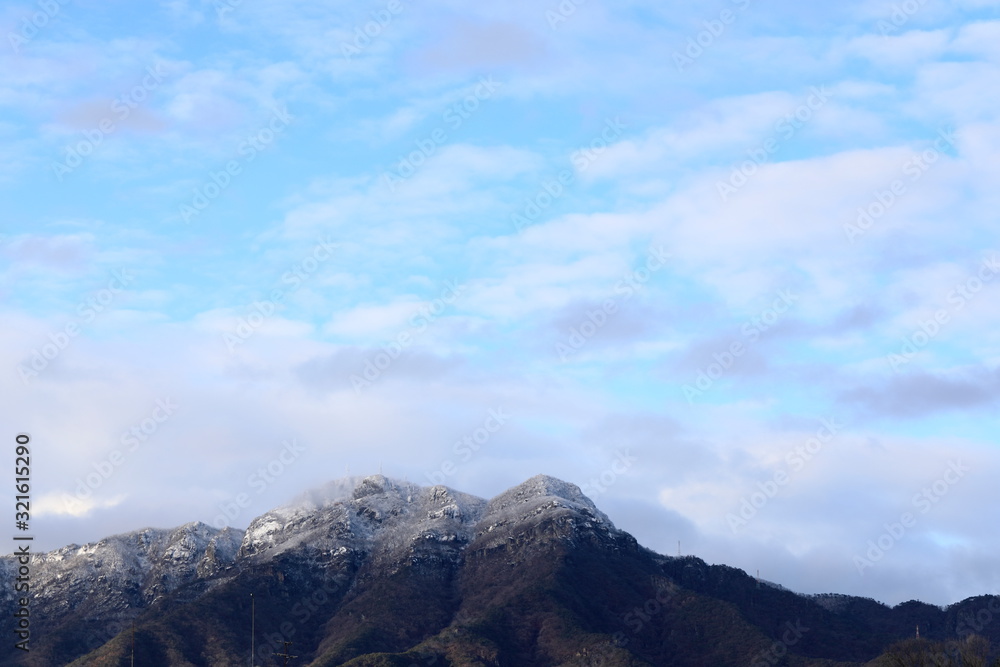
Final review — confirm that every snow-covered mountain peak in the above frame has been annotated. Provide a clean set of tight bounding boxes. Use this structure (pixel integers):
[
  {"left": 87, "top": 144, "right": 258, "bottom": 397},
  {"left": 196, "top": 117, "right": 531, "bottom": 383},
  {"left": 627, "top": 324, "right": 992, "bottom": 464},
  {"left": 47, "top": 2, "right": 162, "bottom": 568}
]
[
  {"left": 239, "top": 474, "right": 488, "bottom": 560},
  {"left": 237, "top": 475, "right": 617, "bottom": 558},
  {"left": 352, "top": 473, "right": 395, "bottom": 499},
  {"left": 0, "top": 472, "right": 630, "bottom": 666},
  {"left": 481, "top": 473, "right": 615, "bottom": 531},
  {"left": 8, "top": 521, "right": 242, "bottom": 618}
]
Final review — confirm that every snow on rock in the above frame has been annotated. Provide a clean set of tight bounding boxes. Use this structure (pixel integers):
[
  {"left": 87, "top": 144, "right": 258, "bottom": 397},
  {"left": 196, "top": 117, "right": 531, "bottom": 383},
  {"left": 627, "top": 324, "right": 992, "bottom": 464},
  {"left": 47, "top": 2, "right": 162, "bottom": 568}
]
[
  {"left": 0, "top": 474, "right": 619, "bottom": 627},
  {"left": 238, "top": 475, "right": 488, "bottom": 564},
  {"left": 3, "top": 521, "right": 244, "bottom": 620},
  {"left": 477, "top": 474, "right": 616, "bottom": 538}
]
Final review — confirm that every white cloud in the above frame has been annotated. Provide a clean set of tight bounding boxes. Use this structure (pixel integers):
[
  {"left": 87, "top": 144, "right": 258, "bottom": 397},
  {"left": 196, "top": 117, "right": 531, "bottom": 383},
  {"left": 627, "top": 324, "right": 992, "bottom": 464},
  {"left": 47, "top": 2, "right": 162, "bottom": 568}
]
[
  {"left": 846, "top": 29, "right": 951, "bottom": 68},
  {"left": 34, "top": 493, "right": 127, "bottom": 518}
]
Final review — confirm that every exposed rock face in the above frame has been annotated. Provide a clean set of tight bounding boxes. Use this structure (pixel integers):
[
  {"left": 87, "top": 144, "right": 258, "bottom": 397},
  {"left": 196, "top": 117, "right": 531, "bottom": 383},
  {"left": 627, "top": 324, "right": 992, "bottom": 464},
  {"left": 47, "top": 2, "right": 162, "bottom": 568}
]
[
  {"left": 14, "top": 521, "right": 242, "bottom": 611},
  {"left": 238, "top": 474, "right": 491, "bottom": 567}
]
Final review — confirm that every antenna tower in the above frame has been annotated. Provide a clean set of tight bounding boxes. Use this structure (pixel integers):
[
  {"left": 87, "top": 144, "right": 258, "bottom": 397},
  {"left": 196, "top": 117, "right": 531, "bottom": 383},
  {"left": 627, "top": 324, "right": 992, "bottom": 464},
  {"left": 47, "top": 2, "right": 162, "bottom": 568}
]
[
  {"left": 275, "top": 641, "right": 298, "bottom": 667},
  {"left": 250, "top": 593, "right": 255, "bottom": 666}
]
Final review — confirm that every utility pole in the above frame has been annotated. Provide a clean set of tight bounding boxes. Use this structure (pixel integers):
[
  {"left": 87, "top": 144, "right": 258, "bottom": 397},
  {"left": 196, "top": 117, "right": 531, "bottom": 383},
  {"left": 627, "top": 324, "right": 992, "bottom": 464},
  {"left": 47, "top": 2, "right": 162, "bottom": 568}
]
[
  {"left": 275, "top": 641, "right": 297, "bottom": 667},
  {"left": 131, "top": 620, "right": 135, "bottom": 667},
  {"left": 250, "top": 593, "right": 255, "bottom": 667}
]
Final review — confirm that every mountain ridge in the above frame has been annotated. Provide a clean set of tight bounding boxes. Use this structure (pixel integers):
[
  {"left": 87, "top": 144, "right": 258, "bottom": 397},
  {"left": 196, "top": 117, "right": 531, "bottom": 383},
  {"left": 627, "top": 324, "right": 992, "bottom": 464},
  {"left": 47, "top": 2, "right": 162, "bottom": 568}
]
[{"left": 2, "top": 474, "right": 997, "bottom": 666}]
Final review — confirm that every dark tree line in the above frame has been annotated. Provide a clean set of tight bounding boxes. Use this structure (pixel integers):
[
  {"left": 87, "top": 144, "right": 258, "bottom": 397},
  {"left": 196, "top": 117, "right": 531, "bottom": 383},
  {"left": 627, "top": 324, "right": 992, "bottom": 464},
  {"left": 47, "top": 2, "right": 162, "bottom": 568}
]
[{"left": 877, "top": 635, "right": 999, "bottom": 667}]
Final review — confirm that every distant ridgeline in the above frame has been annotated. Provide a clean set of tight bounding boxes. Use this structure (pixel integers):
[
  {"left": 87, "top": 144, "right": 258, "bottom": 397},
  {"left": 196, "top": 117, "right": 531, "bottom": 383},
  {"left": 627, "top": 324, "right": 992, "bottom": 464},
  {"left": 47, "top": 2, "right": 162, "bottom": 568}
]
[{"left": 1, "top": 474, "right": 997, "bottom": 666}]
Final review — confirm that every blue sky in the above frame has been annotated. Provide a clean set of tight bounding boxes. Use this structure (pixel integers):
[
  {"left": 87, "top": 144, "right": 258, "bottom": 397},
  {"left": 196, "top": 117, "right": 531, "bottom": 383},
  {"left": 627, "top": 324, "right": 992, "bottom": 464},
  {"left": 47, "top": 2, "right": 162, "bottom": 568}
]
[{"left": 3, "top": 0, "right": 1000, "bottom": 607}]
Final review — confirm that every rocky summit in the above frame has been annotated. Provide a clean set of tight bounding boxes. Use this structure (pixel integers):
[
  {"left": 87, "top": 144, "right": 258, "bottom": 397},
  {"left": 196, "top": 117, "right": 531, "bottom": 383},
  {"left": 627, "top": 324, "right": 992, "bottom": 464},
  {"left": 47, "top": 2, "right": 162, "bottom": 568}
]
[{"left": 1, "top": 474, "right": 998, "bottom": 666}]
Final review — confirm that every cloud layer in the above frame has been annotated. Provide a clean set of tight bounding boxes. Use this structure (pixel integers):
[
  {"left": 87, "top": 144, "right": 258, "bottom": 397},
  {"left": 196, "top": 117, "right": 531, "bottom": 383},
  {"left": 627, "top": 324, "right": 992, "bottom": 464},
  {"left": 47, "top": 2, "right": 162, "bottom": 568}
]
[{"left": 3, "top": 0, "right": 1000, "bottom": 607}]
